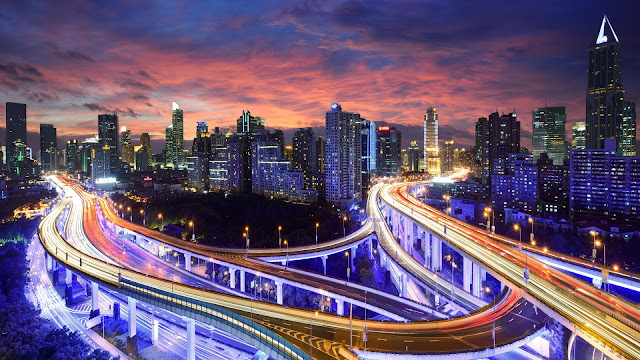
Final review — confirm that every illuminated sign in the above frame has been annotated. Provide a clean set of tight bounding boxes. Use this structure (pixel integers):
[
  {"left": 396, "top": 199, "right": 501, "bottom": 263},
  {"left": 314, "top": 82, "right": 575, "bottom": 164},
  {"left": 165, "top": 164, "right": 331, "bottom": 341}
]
[
  {"left": 95, "top": 177, "right": 117, "bottom": 184},
  {"left": 379, "top": 126, "right": 390, "bottom": 131},
  {"left": 143, "top": 176, "right": 152, "bottom": 181},
  {"left": 331, "top": 103, "right": 339, "bottom": 110}
]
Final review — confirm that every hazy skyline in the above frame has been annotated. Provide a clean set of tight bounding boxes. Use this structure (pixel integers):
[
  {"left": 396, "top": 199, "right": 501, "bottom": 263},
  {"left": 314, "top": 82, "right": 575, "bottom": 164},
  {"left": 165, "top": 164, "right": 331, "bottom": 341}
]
[{"left": 2, "top": 1, "right": 639, "bottom": 152}]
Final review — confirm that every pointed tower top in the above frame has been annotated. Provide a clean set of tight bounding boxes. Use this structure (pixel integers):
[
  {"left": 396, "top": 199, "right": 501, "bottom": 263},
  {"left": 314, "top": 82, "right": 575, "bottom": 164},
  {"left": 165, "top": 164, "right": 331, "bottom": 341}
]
[
  {"left": 172, "top": 102, "right": 180, "bottom": 111},
  {"left": 596, "top": 15, "right": 619, "bottom": 45}
]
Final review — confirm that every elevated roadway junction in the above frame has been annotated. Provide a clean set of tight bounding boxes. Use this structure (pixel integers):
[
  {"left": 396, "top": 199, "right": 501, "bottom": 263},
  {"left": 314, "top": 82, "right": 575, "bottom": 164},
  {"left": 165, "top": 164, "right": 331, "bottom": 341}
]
[{"left": 34, "top": 175, "right": 640, "bottom": 359}]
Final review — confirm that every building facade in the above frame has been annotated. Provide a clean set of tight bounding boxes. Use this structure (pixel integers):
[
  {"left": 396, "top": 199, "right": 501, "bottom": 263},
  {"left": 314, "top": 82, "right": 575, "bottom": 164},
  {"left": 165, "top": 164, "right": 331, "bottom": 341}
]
[
  {"left": 424, "top": 107, "right": 440, "bottom": 176},
  {"left": 531, "top": 107, "right": 566, "bottom": 165},
  {"left": 98, "top": 113, "right": 119, "bottom": 176},
  {"left": 6, "top": 102, "right": 27, "bottom": 177},
  {"left": 40, "top": 123, "right": 57, "bottom": 171},
  {"left": 376, "top": 126, "right": 401, "bottom": 177}
]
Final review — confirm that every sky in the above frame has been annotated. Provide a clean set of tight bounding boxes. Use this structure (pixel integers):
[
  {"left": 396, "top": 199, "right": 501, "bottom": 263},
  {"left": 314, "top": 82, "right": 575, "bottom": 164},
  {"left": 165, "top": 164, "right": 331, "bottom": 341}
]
[{"left": 1, "top": 0, "right": 640, "bottom": 153}]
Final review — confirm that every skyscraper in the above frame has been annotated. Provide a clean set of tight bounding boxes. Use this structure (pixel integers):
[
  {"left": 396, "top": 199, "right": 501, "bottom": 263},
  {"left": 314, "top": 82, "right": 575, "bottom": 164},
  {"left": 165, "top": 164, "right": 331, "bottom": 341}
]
[
  {"left": 6, "top": 102, "right": 27, "bottom": 177},
  {"left": 165, "top": 124, "right": 175, "bottom": 167},
  {"left": 376, "top": 126, "right": 402, "bottom": 177},
  {"left": 237, "top": 110, "right": 265, "bottom": 133},
  {"left": 476, "top": 112, "right": 520, "bottom": 180},
  {"left": 572, "top": 122, "right": 586, "bottom": 149},
  {"left": 192, "top": 122, "right": 212, "bottom": 158},
  {"left": 66, "top": 140, "right": 79, "bottom": 173},
  {"left": 325, "top": 103, "right": 362, "bottom": 208},
  {"left": 292, "top": 127, "right": 316, "bottom": 190},
  {"left": 98, "top": 113, "right": 119, "bottom": 175},
  {"left": 140, "top": 133, "right": 151, "bottom": 154},
  {"left": 424, "top": 107, "right": 440, "bottom": 176},
  {"left": 531, "top": 107, "right": 566, "bottom": 165},
  {"left": 622, "top": 101, "right": 637, "bottom": 156},
  {"left": 442, "top": 140, "right": 454, "bottom": 174},
  {"left": 315, "top": 136, "right": 326, "bottom": 199},
  {"left": 407, "top": 140, "right": 420, "bottom": 172},
  {"left": 585, "top": 15, "right": 635, "bottom": 156},
  {"left": 360, "top": 119, "right": 376, "bottom": 194},
  {"left": 40, "top": 124, "right": 57, "bottom": 171},
  {"left": 171, "top": 102, "right": 185, "bottom": 167},
  {"left": 121, "top": 127, "right": 134, "bottom": 166}
]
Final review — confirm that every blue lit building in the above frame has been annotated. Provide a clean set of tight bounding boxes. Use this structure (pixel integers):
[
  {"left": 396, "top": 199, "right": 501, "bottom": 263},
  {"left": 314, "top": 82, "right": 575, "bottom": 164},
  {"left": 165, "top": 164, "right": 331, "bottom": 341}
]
[{"left": 491, "top": 153, "right": 537, "bottom": 212}]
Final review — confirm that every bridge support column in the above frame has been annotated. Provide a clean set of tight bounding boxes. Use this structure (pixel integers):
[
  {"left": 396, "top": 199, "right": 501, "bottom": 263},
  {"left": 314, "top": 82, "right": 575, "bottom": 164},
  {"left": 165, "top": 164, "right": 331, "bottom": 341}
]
[
  {"left": 336, "top": 299, "right": 344, "bottom": 316},
  {"left": 46, "top": 253, "right": 52, "bottom": 271},
  {"left": 90, "top": 281, "right": 100, "bottom": 318},
  {"left": 128, "top": 297, "right": 137, "bottom": 337},
  {"left": 472, "top": 263, "right": 482, "bottom": 297},
  {"left": 65, "top": 268, "right": 72, "bottom": 285},
  {"left": 321, "top": 255, "right": 327, "bottom": 275},
  {"left": 481, "top": 269, "right": 487, "bottom": 281},
  {"left": 350, "top": 247, "right": 356, "bottom": 272},
  {"left": 379, "top": 249, "right": 386, "bottom": 269},
  {"left": 430, "top": 234, "right": 440, "bottom": 271},
  {"left": 183, "top": 316, "right": 196, "bottom": 360},
  {"left": 240, "top": 270, "right": 245, "bottom": 293},
  {"left": 463, "top": 257, "right": 472, "bottom": 293},
  {"left": 229, "top": 268, "right": 236, "bottom": 289},
  {"left": 276, "top": 281, "right": 283, "bottom": 305},
  {"left": 151, "top": 319, "right": 159, "bottom": 345},
  {"left": 184, "top": 253, "right": 191, "bottom": 272},
  {"left": 367, "top": 238, "right": 373, "bottom": 260},
  {"left": 400, "top": 273, "right": 408, "bottom": 298},
  {"left": 282, "top": 260, "right": 286, "bottom": 266}
]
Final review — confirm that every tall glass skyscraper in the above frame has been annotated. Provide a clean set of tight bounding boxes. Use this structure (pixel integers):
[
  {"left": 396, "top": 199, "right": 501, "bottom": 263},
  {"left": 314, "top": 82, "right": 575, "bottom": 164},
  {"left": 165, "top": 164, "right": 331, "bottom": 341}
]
[
  {"left": 572, "top": 122, "right": 586, "bottom": 149},
  {"left": 5, "top": 102, "right": 27, "bottom": 176},
  {"left": 171, "top": 102, "right": 185, "bottom": 167},
  {"left": 531, "top": 107, "right": 566, "bottom": 165},
  {"left": 98, "top": 112, "right": 119, "bottom": 176},
  {"left": 424, "top": 107, "right": 440, "bottom": 175},
  {"left": 585, "top": 15, "right": 635, "bottom": 156},
  {"left": 40, "top": 123, "right": 57, "bottom": 171}
]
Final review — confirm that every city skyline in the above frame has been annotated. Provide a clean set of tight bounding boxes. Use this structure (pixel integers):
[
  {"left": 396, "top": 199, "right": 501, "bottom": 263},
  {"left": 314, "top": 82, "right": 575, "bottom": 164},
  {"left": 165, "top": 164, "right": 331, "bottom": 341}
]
[{"left": 1, "top": 2, "right": 640, "bottom": 152}]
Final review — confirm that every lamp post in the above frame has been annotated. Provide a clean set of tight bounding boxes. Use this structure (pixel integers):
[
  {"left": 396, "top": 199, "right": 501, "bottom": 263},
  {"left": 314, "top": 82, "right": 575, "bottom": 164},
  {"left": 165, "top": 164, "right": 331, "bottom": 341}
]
[
  {"left": 158, "top": 213, "right": 163, "bottom": 233},
  {"left": 310, "top": 311, "right": 318, "bottom": 358},
  {"left": 486, "top": 286, "right": 496, "bottom": 351},
  {"left": 345, "top": 251, "right": 351, "bottom": 282},
  {"left": 278, "top": 226, "right": 282, "bottom": 248},
  {"left": 595, "top": 240, "right": 607, "bottom": 292},
  {"left": 514, "top": 224, "right": 522, "bottom": 250},
  {"left": 485, "top": 207, "right": 495, "bottom": 233},
  {"left": 140, "top": 209, "right": 145, "bottom": 226},
  {"left": 245, "top": 226, "right": 250, "bottom": 251},
  {"left": 315, "top": 223, "right": 319, "bottom": 244},
  {"left": 118, "top": 204, "right": 123, "bottom": 217},
  {"left": 515, "top": 224, "right": 529, "bottom": 292},
  {"left": 443, "top": 195, "right": 451, "bottom": 215},
  {"left": 127, "top": 206, "right": 132, "bottom": 222},
  {"left": 528, "top": 217, "right": 534, "bottom": 242},
  {"left": 343, "top": 216, "right": 347, "bottom": 237},
  {"left": 284, "top": 240, "right": 289, "bottom": 266},
  {"left": 450, "top": 260, "right": 457, "bottom": 302},
  {"left": 189, "top": 221, "right": 195, "bottom": 241}
]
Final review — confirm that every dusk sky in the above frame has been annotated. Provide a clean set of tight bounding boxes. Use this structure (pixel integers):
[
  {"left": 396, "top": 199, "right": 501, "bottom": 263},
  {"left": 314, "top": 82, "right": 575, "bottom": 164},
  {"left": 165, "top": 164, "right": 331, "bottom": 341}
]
[{"left": 2, "top": 0, "right": 640, "bottom": 153}]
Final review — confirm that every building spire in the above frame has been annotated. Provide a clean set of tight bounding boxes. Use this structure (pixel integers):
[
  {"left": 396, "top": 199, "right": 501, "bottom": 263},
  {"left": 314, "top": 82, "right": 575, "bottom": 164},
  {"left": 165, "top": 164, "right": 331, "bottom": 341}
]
[{"left": 596, "top": 15, "right": 619, "bottom": 45}]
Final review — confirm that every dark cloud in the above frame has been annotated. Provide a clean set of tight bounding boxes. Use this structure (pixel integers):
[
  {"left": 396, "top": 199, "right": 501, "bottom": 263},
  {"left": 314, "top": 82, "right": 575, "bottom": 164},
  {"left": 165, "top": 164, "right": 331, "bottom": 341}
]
[
  {"left": 83, "top": 103, "right": 111, "bottom": 112},
  {"left": 117, "top": 78, "right": 153, "bottom": 91},
  {"left": 25, "top": 91, "right": 59, "bottom": 103},
  {"left": 54, "top": 49, "right": 94, "bottom": 62},
  {"left": 132, "top": 94, "right": 150, "bottom": 101},
  {"left": 0, "top": 62, "right": 43, "bottom": 81},
  {"left": 116, "top": 107, "right": 140, "bottom": 118}
]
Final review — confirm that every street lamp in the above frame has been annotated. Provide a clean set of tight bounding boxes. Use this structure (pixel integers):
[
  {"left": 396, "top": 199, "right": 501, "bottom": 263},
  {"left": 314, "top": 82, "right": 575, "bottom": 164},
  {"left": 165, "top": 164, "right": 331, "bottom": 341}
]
[
  {"left": 443, "top": 195, "right": 451, "bottom": 215},
  {"left": 590, "top": 230, "right": 597, "bottom": 261},
  {"left": 315, "top": 223, "right": 319, "bottom": 244},
  {"left": 158, "top": 213, "right": 163, "bottom": 232},
  {"left": 595, "top": 240, "right": 608, "bottom": 292},
  {"left": 278, "top": 226, "right": 282, "bottom": 248},
  {"left": 284, "top": 240, "right": 289, "bottom": 266},
  {"left": 189, "top": 221, "right": 195, "bottom": 241},
  {"left": 310, "top": 311, "right": 318, "bottom": 358},
  {"left": 342, "top": 216, "right": 347, "bottom": 237},
  {"left": 528, "top": 217, "right": 534, "bottom": 242},
  {"left": 450, "top": 260, "right": 457, "bottom": 302},
  {"left": 345, "top": 251, "right": 351, "bottom": 282},
  {"left": 127, "top": 206, "right": 132, "bottom": 221},
  {"left": 118, "top": 204, "right": 123, "bottom": 217},
  {"left": 245, "top": 226, "right": 250, "bottom": 251},
  {"left": 140, "top": 209, "right": 145, "bottom": 226},
  {"left": 515, "top": 224, "right": 529, "bottom": 292},
  {"left": 486, "top": 286, "right": 496, "bottom": 351},
  {"left": 514, "top": 224, "right": 522, "bottom": 250},
  {"left": 485, "top": 207, "right": 495, "bottom": 233}
]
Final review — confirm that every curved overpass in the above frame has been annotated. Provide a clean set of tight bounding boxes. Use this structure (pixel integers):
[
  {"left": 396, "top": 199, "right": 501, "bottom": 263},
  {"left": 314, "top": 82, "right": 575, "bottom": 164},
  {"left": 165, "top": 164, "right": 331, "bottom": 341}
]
[
  {"left": 384, "top": 182, "right": 640, "bottom": 360},
  {"left": 38, "top": 177, "right": 555, "bottom": 359}
]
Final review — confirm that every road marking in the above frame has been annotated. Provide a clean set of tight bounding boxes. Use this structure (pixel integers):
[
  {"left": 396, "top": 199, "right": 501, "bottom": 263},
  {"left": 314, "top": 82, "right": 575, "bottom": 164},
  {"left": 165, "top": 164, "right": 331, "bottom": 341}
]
[
  {"left": 377, "top": 338, "right": 387, "bottom": 341},
  {"left": 403, "top": 340, "right": 414, "bottom": 343},
  {"left": 509, "top": 318, "right": 513, "bottom": 322}
]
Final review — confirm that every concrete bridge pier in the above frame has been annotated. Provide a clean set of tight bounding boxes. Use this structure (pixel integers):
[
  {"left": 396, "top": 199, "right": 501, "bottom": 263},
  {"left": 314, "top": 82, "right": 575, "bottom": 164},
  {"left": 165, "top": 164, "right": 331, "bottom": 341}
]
[
  {"left": 322, "top": 255, "right": 327, "bottom": 275},
  {"left": 229, "top": 268, "right": 236, "bottom": 289},
  {"left": 151, "top": 319, "right": 159, "bottom": 345},
  {"left": 46, "top": 253, "right": 53, "bottom": 271},
  {"left": 400, "top": 273, "right": 408, "bottom": 298},
  {"left": 184, "top": 253, "right": 191, "bottom": 272},
  {"left": 183, "top": 316, "right": 196, "bottom": 360},
  {"left": 592, "top": 277, "right": 603, "bottom": 289},
  {"left": 472, "top": 262, "right": 482, "bottom": 297},
  {"left": 276, "top": 281, "right": 283, "bottom": 305},
  {"left": 127, "top": 296, "right": 139, "bottom": 355},
  {"left": 240, "top": 270, "right": 246, "bottom": 293},
  {"left": 90, "top": 281, "right": 100, "bottom": 318},
  {"left": 350, "top": 246, "right": 356, "bottom": 272},
  {"left": 336, "top": 299, "right": 344, "bottom": 316},
  {"left": 463, "top": 257, "right": 472, "bottom": 293},
  {"left": 65, "top": 268, "right": 73, "bottom": 285}
]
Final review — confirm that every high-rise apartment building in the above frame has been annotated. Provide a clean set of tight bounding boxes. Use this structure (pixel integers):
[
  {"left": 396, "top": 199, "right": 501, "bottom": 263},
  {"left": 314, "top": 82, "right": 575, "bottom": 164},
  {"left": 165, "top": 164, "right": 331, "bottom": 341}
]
[
  {"left": 237, "top": 110, "right": 265, "bottom": 133},
  {"left": 361, "top": 120, "right": 376, "bottom": 193},
  {"left": 407, "top": 140, "right": 420, "bottom": 172},
  {"left": 570, "top": 139, "right": 640, "bottom": 222},
  {"left": 6, "top": 102, "right": 27, "bottom": 177},
  {"left": 586, "top": 16, "right": 636, "bottom": 156},
  {"left": 491, "top": 153, "right": 537, "bottom": 212},
  {"left": 292, "top": 127, "right": 316, "bottom": 190},
  {"left": 537, "top": 153, "right": 570, "bottom": 215},
  {"left": 40, "top": 124, "right": 57, "bottom": 171},
  {"left": 171, "top": 102, "right": 185, "bottom": 167},
  {"left": 66, "top": 140, "right": 79, "bottom": 173},
  {"left": 622, "top": 101, "right": 637, "bottom": 156},
  {"left": 571, "top": 122, "right": 586, "bottom": 149},
  {"left": 424, "top": 107, "right": 440, "bottom": 176},
  {"left": 441, "top": 140, "right": 454, "bottom": 174},
  {"left": 376, "top": 126, "right": 401, "bottom": 177},
  {"left": 98, "top": 113, "right": 119, "bottom": 176},
  {"left": 120, "top": 127, "right": 134, "bottom": 166},
  {"left": 325, "top": 103, "right": 362, "bottom": 208},
  {"left": 165, "top": 124, "right": 175, "bottom": 167},
  {"left": 531, "top": 107, "right": 566, "bottom": 164}
]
